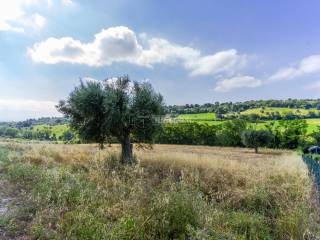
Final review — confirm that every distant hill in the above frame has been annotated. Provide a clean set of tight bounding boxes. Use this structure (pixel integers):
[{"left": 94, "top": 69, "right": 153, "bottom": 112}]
[
  {"left": 0, "top": 117, "right": 69, "bottom": 129},
  {"left": 165, "top": 98, "right": 320, "bottom": 115}
]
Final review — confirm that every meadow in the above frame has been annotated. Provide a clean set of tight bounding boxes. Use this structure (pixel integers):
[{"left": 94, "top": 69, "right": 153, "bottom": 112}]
[
  {"left": 175, "top": 112, "right": 217, "bottom": 121},
  {"left": 238, "top": 107, "right": 320, "bottom": 117},
  {"left": 172, "top": 110, "right": 320, "bottom": 133},
  {"left": 32, "top": 124, "right": 69, "bottom": 138},
  {"left": 34, "top": 118, "right": 320, "bottom": 134},
  {"left": 0, "top": 142, "right": 319, "bottom": 239}
]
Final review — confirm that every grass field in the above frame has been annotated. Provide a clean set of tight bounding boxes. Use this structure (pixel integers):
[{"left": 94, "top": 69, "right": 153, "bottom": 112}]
[
  {"left": 173, "top": 109, "right": 320, "bottom": 133},
  {"left": 175, "top": 112, "right": 216, "bottom": 120},
  {"left": 305, "top": 119, "right": 320, "bottom": 132},
  {"left": 0, "top": 143, "right": 318, "bottom": 239},
  {"left": 238, "top": 107, "right": 320, "bottom": 117},
  {"left": 32, "top": 124, "right": 69, "bottom": 138}
]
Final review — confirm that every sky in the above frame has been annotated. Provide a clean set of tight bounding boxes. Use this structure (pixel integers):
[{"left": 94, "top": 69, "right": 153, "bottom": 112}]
[{"left": 1, "top": 0, "right": 320, "bottom": 121}]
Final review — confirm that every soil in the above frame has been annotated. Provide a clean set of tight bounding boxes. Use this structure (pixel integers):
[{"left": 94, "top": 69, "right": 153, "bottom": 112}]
[{"left": 0, "top": 176, "right": 29, "bottom": 240}]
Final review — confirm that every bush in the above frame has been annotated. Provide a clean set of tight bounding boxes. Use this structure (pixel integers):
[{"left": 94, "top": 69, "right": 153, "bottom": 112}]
[
  {"left": 242, "top": 129, "right": 273, "bottom": 153},
  {"left": 149, "top": 183, "right": 205, "bottom": 239}
]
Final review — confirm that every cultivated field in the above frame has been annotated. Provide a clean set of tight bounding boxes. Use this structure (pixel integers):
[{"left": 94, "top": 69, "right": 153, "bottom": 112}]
[
  {"left": 238, "top": 107, "right": 320, "bottom": 117},
  {"left": 172, "top": 110, "right": 320, "bottom": 133},
  {"left": 175, "top": 112, "right": 216, "bottom": 121},
  {"left": 0, "top": 143, "right": 318, "bottom": 239}
]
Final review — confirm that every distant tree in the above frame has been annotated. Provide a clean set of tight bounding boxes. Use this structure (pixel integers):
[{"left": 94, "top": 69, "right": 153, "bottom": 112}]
[
  {"left": 5, "top": 128, "right": 19, "bottom": 138},
  {"left": 62, "top": 130, "right": 74, "bottom": 142},
  {"left": 22, "top": 129, "right": 33, "bottom": 139},
  {"left": 216, "top": 119, "right": 248, "bottom": 146},
  {"left": 241, "top": 129, "right": 273, "bottom": 153},
  {"left": 310, "top": 132, "right": 320, "bottom": 146},
  {"left": 57, "top": 76, "right": 164, "bottom": 164},
  {"left": 265, "top": 119, "right": 307, "bottom": 149}
]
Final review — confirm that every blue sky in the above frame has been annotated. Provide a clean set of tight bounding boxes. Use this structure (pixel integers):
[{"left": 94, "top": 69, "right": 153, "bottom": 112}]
[{"left": 1, "top": 0, "right": 320, "bottom": 121}]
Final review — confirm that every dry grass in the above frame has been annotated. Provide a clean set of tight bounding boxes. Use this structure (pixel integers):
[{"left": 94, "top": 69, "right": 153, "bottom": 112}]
[
  {"left": 10, "top": 143, "right": 311, "bottom": 209},
  {"left": 0, "top": 142, "right": 317, "bottom": 239}
]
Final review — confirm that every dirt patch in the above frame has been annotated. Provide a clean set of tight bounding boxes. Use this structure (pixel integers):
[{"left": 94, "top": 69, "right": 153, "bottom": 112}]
[
  {"left": 0, "top": 176, "right": 30, "bottom": 240},
  {"left": 0, "top": 178, "right": 15, "bottom": 239}
]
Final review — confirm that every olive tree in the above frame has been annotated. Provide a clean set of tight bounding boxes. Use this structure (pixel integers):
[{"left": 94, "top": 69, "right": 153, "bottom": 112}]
[
  {"left": 57, "top": 76, "right": 164, "bottom": 164},
  {"left": 241, "top": 129, "right": 273, "bottom": 153}
]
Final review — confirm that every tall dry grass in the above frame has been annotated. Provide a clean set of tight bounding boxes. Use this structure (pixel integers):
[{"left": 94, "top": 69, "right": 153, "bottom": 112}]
[{"left": 0, "top": 142, "right": 318, "bottom": 239}]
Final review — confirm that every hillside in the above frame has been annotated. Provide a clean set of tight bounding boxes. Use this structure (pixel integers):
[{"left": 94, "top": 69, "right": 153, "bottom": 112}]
[
  {"left": 175, "top": 112, "right": 216, "bottom": 121},
  {"left": 238, "top": 107, "right": 320, "bottom": 117},
  {"left": 171, "top": 108, "right": 320, "bottom": 133},
  {"left": 166, "top": 99, "right": 320, "bottom": 115}
]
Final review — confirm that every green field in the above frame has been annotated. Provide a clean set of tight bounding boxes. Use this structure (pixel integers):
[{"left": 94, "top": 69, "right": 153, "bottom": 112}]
[
  {"left": 173, "top": 110, "right": 320, "bottom": 133},
  {"left": 238, "top": 107, "right": 320, "bottom": 117},
  {"left": 176, "top": 112, "right": 216, "bottom": 120},
  {"left": 305, "top": 119, "right": 320, "bottom": 132},
  {"left": 32, "top": 124, "right": 70, "bottom": 138},
  {"left": 176, "top": 108, "right": 320, "bottom": 121}
]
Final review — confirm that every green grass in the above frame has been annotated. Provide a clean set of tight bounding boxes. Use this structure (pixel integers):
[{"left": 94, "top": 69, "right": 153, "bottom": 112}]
[
  {"left": 32, "top": 124, "right": 69, "bottom": 138},
  {"left": 250, "top": 119, "right": 320, "bottom": 133},
  {"left": 305, "top": 119, "right": 320, "bottom": 132},
  {"left": 175, "top": 108, "right": 320, "bottom": 121},
  {"left": 238, "top": 107, "right": 320, "bottom": 117},
  {"left": 175, "top": 112, "right": 216, "bottom": 121},
  {"left": 172, "top": 109, "right": 320, "bottom": 133}
]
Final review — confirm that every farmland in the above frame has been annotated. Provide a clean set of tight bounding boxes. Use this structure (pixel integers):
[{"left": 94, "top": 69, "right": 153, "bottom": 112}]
[
  {"left": 0, "top": 143, "right": 318, "bottom": 239},
  {"left": 171, "top": 108, "right": 320, "bottom": 133},
  {"left": 32, "top": 124, "right": 70, "bottom": 139},
  {"left": 48, "top": 115, "right": 320, "bottom": 134},
  {"left": 175, "top": 112, "right": 216, "bottom": 121},
  {"left": 238, "top": 107, "right": 320, "bottom": 117}
]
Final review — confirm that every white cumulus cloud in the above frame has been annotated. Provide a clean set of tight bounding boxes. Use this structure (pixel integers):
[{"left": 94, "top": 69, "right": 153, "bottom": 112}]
[
  {"left": 0, "top": 1, "right": 47, "bottom": 33},
  {"left": 186, "top": 49, "right": 247, "bottom": 77},
  {"left": 0, "top": 0, "right": 71, "bottom": 33},
  {"left": 28, "top": 26, "right": 248, "bottom": 77},
  {"left": 214, "top": 75, "right": 262, "bottom": 92},
  {"left": 269, "top": 54, "right": 320, "bottom": 81}
]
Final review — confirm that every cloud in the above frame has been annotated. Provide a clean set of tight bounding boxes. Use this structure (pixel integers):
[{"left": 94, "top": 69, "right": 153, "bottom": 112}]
[
  {"left": 61, "top": 0, "right": 73, "bottom": 6},
  {"left": 214, "top": 75, "right": 262, "bottom": 92},
  {"left": 186, "top": 49, "right": 247, "bottom": 77},
  {"left": 269, "top": 54, "right": 320, "bottom": 81},
  {"left": 0, "top": 0, "right": 71, "bottom": 33},
  {"left": 137, "top": 37, "right": 200, "bottom": 67},
  {"left": 0, "top": 98, "right": 61, "bottom": 121},
  {"left": 28, "top": 26, "right": 247, "bottom": 77},
  {"left": 0, "top": 1, "right": 46, "bottom": 33}
]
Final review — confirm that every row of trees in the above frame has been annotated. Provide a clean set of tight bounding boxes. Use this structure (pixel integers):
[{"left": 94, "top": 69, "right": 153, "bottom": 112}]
[
  {"left": 156, "top": 119, "right": 309, "bottom": 152},
  {"left": 0, "top": 118, "right": 312, "bottom": 153},
  {"left": 166, "top": 99, "right": 320, "bottom": 115},
  {"left": 220, "top": 111, "right": 320, "bottom": 121},
  {"left": 0, "top": 117, "right": 69, "bottom": 129},
  {"left": 0, "top": 127, "right": 74, "bottom": 142}
]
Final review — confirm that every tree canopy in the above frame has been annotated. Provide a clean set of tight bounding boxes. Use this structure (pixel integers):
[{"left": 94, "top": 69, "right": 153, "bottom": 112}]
[
  {"left": 57, "top": 76, "right": 165, "bottom": 163},
  {"left": 241, "top": 129, "right": 273, "bottom": 153}
]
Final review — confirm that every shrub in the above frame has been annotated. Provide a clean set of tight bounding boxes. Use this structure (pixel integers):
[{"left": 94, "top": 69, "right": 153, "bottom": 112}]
[{"left": 242, "top": 129, "right": 273, "bottom": 153}]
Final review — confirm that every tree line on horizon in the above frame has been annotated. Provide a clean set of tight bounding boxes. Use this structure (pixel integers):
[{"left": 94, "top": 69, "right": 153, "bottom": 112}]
[{"left": 165, "top": 98, "right": 320, "bottom": 116}]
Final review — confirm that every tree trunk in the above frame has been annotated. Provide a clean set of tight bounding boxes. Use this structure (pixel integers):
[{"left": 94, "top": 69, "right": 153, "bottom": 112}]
[
  {"left": 255, "top": 146, "right": 258, "bottom": 154},
  {"left": 99, "top": 142, "right": 104, "bottom": 150},
  {"left": 121, "top": 133, "right": 133, "bottom": 164}
]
